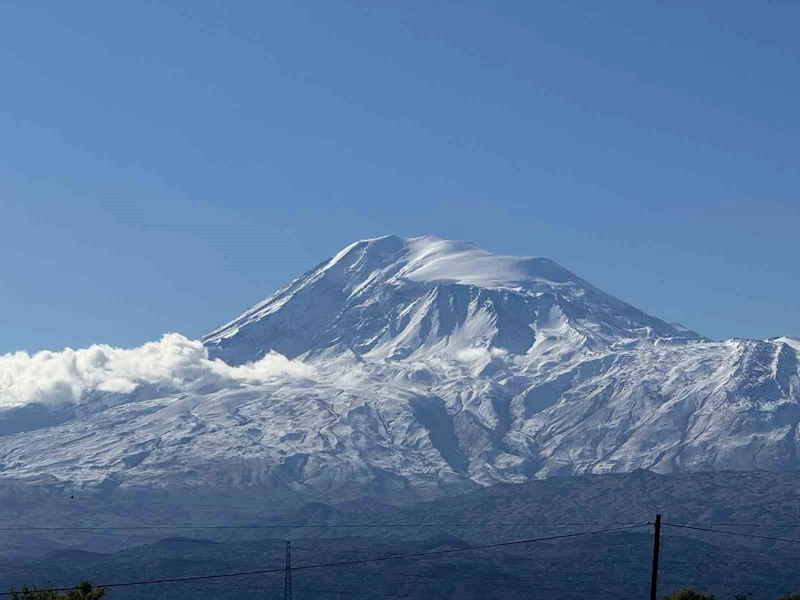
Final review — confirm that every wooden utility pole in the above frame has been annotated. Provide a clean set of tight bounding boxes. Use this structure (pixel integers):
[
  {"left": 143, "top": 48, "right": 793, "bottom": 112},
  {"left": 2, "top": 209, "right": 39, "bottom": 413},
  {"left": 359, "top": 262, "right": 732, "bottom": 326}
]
[
  {"left": 649, "top": 514, "right": 661, "bottom": 600},
  {"left": 284, "top": 540, "right": 292, "bottom": 600}
]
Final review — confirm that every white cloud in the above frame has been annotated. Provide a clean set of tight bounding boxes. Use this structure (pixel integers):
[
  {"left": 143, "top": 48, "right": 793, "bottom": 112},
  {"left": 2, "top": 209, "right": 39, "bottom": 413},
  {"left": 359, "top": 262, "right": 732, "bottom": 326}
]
[{"left": 0, "top": 333, "right": 312, "bottom": 409}]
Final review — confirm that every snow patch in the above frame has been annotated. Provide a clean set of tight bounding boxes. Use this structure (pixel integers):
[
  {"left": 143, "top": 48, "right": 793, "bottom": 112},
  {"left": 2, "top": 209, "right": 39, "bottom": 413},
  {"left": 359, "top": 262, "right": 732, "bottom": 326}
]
[
  {"left": 455, "top": 347, "right": 508, "bottom": 363},
  {"left": 776, "top": 337, "right": 800, "bottom": 352},
  {"left": 400, "top": 236, "right": 575, "bottom": 290}
]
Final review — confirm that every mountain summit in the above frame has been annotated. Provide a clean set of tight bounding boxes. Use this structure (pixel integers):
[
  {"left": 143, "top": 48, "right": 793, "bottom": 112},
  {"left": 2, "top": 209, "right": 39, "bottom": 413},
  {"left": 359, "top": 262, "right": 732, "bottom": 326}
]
[
  {"left": 202, "top": 235, "right": 700, "bottom": 365},
  {"left": 0, "top": 236, "right": 797, "bottom": 503}
]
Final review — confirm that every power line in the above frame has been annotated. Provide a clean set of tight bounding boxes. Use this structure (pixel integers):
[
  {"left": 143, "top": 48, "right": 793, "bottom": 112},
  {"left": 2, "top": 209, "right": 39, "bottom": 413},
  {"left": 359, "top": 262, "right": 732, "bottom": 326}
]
[
  {"left": 296, "top": 545, "right": 714, "bottom": 568},
  {"left": 678, "top": 523, "right": 800, "bottom": 528},
  {"left": 293, "top": 546, "right": 402, "bottom": 558},
  {"left": 293, "top": 545, "right": 657, "bottom": 568},
  {"left": 383, "top": 567, "right": 632, "bottom": 582},
  {"left": 0, "top": 520, "right": 644, "bottom": 532},
  {"left": 660, "top": 559, "right": 798, "bottom": 566},
  {"left": 662, "top": 522, "right": 800, "bottom": 545},
  {"left": 8, "top": 519, "right": 798, "bottom": 533},
  {"left": 0, "top": 523, "right": 648, "bottom": 596}
]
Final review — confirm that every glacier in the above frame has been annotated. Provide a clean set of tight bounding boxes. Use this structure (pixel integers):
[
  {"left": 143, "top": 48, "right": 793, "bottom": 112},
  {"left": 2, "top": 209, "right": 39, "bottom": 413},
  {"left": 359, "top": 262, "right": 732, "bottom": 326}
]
[{"left": 0, "top": 235, "right": 798, "bottom": 503}]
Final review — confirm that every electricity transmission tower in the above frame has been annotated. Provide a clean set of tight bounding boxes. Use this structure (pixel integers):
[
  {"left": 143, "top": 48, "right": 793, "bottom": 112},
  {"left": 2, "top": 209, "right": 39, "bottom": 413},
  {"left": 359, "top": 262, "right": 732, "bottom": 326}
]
[{"left": 284, "top": 540, "right": 292, "bottom": 600}]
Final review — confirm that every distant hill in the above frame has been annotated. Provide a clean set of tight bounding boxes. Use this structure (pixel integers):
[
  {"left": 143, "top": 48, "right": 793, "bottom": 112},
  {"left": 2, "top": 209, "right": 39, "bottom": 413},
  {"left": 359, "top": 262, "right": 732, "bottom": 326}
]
[{"left": 3, "top": 470, "right": 800, "bottom": 599}]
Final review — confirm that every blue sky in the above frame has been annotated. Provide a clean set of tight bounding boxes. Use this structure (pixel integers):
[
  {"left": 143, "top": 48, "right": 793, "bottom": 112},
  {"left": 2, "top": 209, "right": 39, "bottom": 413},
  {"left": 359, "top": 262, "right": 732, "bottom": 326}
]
[{"left": 1, "top": 0, "right": 798, "bottom": 352}]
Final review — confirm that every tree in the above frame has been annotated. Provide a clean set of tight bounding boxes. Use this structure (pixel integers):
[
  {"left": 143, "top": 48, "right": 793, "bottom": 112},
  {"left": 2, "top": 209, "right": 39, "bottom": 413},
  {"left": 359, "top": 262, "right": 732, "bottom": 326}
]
[
  {"left": 778, "top": 595, "right": 800, "bottom": 600},
  {"left": 662, "top": 588, "right": 716, "bottom": 600},
  {"left": 10, "top": 581, "right": 106, "bottom": 600}
]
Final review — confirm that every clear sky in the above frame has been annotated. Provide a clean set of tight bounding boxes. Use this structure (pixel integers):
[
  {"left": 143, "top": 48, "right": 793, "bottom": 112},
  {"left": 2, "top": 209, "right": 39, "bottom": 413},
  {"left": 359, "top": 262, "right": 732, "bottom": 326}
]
[{"left": 1, "top": 0, "right": 798, "bottom": 353}]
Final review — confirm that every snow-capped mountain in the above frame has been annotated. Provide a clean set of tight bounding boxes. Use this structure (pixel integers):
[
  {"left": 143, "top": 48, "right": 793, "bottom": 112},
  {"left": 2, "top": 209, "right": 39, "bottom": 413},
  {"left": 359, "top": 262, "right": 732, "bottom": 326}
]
[
  {"left": 201, "top": 235, "right": 701, "bottom": 365},
  {"left": 1, "top": 236, "right": 798, "bottom": 502}
]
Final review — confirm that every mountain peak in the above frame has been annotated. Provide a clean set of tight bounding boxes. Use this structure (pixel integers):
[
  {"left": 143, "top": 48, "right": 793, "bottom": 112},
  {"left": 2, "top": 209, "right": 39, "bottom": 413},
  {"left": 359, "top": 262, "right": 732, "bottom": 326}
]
[
  {"left": 322, "top": 235, "right": 577, "bottom": 291},
  {"left": 201, "top": 235, "right": 702, "bottom": 365},
  {"left": 401, "top": 236, "right": 575, "bottom": 290}
]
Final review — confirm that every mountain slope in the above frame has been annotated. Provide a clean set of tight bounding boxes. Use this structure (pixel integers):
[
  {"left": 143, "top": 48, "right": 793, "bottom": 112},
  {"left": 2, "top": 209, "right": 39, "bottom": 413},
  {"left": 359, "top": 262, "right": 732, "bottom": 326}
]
[{"left": 0, "top": 236, "right": 797, "bottom": 503}]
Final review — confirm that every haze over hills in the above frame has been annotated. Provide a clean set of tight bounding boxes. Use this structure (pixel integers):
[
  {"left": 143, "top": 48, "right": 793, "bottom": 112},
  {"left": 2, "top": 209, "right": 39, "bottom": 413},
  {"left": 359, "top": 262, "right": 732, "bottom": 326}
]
[{"left": 0, "top": 235, "right": 798, "bottom": 505}]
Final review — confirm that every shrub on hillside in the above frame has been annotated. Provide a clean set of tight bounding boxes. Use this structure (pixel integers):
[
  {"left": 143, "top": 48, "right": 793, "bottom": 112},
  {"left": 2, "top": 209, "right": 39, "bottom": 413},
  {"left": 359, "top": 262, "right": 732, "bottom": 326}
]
[
  {"left": 10, "top": 581, "right": 106, "bottom": 600},
  {"left": 662, "top": 588, "right": 716, "bottom": 600}
]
